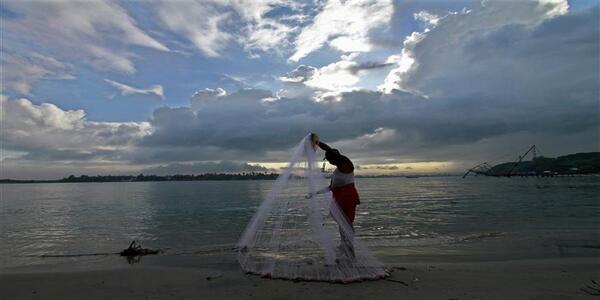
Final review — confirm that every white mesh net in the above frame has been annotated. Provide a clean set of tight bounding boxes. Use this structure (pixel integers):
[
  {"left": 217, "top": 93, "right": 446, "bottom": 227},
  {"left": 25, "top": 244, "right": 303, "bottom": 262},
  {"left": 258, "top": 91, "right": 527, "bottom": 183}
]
[{"left": 237, "top": 134, "right": 385, "bottom": 282}]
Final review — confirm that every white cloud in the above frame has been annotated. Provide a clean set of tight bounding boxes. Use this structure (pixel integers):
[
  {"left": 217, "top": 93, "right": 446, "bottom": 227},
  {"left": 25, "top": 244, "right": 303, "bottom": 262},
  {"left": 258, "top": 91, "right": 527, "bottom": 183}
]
[
  {"left": 413, "top": 11, "right": 440, "bottom": 27},
  {"left": 289, "top": 0, "right": 393, "bottom": 62},
  {"left": 279, "top": 65, "right": 317, "bottom": 83},
  {"left": 334, "top": 127, "right": 397, "bottom": 152},
  {"left": 276, "top": 65, "right": 318, "bottom": 99},
  {"left": 381, "top": 0, "right": 571, "bottom": 95},
  {"left": 304, "top": 56, "right": 361, "bottom": 93},
  {"left": 378, "top": 31, "right": 422, "bottom": 93},
  {"left": 156, "top": 0, "right": 303, "bottom": 57},
  {"left": 105, "top": 79, "right": 164, "bottom": 99},
  {"left": 282, "top": 54, "right": 395, "bottom": 99},
  {"left": 3, "top": 0, "right": 168, "bottom": 73},
  {"left": 537, "top": 0, "right": 569, "bottom": 17},
  {"left": 328, "top": 36, "right": 372, "bottom": 53},
  {"left": 226, "top": 0, "right": 306, "bottom": 56},
  {"left": 1, "top": 52, "right": 75, "bottom": 95},
  {"left": 243, "top": 19, "right": 296, "bottom": 55},
  {"left": 157, "top": 1, "right": 231, "bottom": 57},
  {"left": 84, "top": 45, "right": 137, "bottom": 74},
  {"left": 0, "top": 95, "right": 150, "bottom": 154}
]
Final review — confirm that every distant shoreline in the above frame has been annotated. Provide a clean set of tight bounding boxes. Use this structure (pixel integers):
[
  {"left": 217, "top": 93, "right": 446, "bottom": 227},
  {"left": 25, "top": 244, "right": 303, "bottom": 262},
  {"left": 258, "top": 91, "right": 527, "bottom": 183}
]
[
  {"left": 0, "top": 173, "right": 461, "bottom": 184},
  {"left": 0, "top": 173, "right": 280, "bottom": 184}
]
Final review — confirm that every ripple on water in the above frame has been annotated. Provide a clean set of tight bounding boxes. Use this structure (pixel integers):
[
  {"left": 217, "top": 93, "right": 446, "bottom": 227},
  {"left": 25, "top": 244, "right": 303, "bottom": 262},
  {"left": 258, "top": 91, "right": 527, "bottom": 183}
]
[{"left": 1, "top": 177, "right": 599, "bottom": 269}]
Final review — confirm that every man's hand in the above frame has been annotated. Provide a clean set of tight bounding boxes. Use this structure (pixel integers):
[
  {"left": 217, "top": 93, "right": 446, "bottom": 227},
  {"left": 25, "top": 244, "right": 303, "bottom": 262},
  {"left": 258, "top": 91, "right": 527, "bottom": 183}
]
[{"left": 310, "top": 133, "right": 320, "bottom": 149}]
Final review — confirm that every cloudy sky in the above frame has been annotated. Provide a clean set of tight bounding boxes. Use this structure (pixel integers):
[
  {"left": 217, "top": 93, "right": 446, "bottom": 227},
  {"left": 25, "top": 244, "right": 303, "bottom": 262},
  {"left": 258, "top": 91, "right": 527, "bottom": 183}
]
[{"left": 1, "top": 0, "right": 598, "bottom": 179}]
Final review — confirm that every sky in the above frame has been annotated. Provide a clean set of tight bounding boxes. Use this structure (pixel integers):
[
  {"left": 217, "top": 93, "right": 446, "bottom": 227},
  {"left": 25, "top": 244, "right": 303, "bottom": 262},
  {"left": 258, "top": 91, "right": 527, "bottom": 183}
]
[{"left": 0, "top": 0, "right": 598, "bottom": 179}]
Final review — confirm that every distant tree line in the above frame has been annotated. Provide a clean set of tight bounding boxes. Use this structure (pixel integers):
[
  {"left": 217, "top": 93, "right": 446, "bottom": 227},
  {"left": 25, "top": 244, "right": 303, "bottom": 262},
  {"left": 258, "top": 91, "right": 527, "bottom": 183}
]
[
  {"left": 0, "top": 172, "right": 280, "bottom": 184},
  {"left": 61, "top": 173, "right": 280, "bottom": 182}
]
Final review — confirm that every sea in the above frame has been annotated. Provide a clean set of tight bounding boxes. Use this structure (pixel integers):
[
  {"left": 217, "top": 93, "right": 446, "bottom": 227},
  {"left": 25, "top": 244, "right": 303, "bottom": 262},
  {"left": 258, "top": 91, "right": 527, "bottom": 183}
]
[{"left": 1, "top": 176, "right": 599, "bottom": 272}]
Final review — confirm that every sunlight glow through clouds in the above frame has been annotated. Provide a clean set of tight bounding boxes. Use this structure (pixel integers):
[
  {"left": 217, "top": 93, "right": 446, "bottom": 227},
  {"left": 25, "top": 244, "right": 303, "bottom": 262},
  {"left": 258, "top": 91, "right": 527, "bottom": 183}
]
[{"left": 248, "top": 161, "right": 457, "bottom": 175}]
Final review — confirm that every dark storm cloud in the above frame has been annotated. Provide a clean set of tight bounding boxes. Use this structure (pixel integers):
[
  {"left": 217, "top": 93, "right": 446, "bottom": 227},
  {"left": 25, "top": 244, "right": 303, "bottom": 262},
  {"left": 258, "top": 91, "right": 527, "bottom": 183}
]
[
  {"left": 128, "top": 145, "right": 257, "bottom": 164},
  {"left": 13, "top": 149, "right": 120, "bottom": 162},
  {"left": 400, "top": 4, "right": 599, "bottom": 100},
  {"left": 138, "top": 6, "right": 599, "bottom": 164},
  {"left": 347, "top": 61, "right": 395, "bottom": 75},
  {"left": 140, "top": 88, "right": 419, "bottom": 155}
]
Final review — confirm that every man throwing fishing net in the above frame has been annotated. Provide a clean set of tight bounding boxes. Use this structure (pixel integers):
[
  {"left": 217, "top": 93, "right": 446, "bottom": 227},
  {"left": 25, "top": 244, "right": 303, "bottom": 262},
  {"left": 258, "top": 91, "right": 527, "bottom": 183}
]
[
  {"left": 237, "top": 133, "right": 385, "bottom": 281},
  {"left": 308, "top": 133, "right": 360, "bottom": 257}
]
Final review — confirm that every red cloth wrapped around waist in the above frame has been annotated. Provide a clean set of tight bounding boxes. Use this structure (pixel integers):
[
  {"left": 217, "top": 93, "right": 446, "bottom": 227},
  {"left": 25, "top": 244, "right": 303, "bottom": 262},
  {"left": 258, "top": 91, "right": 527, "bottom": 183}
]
[{"left": 331, "top": 183, "right": 360, "bottom": 223}]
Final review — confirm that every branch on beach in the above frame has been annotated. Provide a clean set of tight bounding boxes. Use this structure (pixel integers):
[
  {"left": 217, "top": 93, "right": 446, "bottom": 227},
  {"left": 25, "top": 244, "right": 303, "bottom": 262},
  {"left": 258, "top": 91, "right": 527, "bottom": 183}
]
[
  {"left": 581, "top": 279, "right": 600, "bottom": 296},
  {"left": 384, "top": 278, "right": 409, "bottom": 286},
  {"left": 383, "top": 266, "right": 409, "bottom": 286},
  {"left": 119, "top": 240, "right": 161, "bottom": 264}
]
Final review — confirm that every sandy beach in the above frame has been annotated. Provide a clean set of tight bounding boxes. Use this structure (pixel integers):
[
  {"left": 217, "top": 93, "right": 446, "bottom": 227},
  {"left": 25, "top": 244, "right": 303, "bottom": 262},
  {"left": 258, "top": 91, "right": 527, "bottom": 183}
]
[{"left": 1, "top": 257, "right": 598, "bottom": 300}]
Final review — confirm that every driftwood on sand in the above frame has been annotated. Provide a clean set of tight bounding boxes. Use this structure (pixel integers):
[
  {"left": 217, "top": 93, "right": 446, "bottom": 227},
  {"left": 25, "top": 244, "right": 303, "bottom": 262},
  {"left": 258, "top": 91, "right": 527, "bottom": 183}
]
[
  {"left": 120, "top": 241, "right": 160, "bottom": 257},
  {"left": 581, "top": 279, "right": 600, "bottom": 296}
]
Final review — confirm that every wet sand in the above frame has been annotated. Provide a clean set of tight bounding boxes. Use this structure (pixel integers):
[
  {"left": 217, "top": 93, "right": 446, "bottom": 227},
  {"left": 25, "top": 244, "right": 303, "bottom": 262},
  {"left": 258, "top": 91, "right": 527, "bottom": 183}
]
[{"left": 1, "top": 257, "right": 598, "bottom": 299}]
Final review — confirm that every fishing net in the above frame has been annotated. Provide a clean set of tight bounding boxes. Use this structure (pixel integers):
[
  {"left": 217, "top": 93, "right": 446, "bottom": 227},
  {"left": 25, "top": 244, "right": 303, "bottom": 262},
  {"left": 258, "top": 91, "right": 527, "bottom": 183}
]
[{"left": 237, "top": 134, "right": 385, "bottom": 282}]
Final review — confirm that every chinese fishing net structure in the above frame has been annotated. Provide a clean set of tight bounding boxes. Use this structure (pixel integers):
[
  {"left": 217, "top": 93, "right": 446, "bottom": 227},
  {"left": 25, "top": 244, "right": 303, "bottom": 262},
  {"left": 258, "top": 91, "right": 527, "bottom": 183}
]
[{"left": 237, "top": 134, "right": 385, "bottom": 282}]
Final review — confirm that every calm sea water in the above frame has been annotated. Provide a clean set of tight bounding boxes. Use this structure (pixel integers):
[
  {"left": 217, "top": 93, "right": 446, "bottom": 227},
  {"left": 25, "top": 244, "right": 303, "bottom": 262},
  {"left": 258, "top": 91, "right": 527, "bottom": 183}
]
[{"left": 1, "top": 177, "right": 599, "bottom": 271}]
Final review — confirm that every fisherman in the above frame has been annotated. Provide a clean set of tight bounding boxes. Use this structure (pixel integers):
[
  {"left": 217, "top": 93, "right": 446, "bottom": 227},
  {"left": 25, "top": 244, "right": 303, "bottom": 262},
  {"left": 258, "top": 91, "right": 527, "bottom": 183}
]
[{"left": 308, "top": 133, "right": 359, "bottom": 257}]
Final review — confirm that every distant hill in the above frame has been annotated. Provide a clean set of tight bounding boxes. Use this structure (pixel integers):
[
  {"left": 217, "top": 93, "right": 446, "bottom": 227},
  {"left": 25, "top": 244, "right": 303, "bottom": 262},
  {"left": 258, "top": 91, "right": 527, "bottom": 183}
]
[{"left": 488, "top": 152, "right": 600, "bottom": 176}]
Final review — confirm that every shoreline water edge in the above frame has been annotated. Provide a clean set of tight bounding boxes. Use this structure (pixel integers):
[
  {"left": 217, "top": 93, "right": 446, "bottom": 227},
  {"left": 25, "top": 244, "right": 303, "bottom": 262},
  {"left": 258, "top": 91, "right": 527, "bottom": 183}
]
[{"left": 1, "top": 177, "right": 598, "bottom": 299}]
